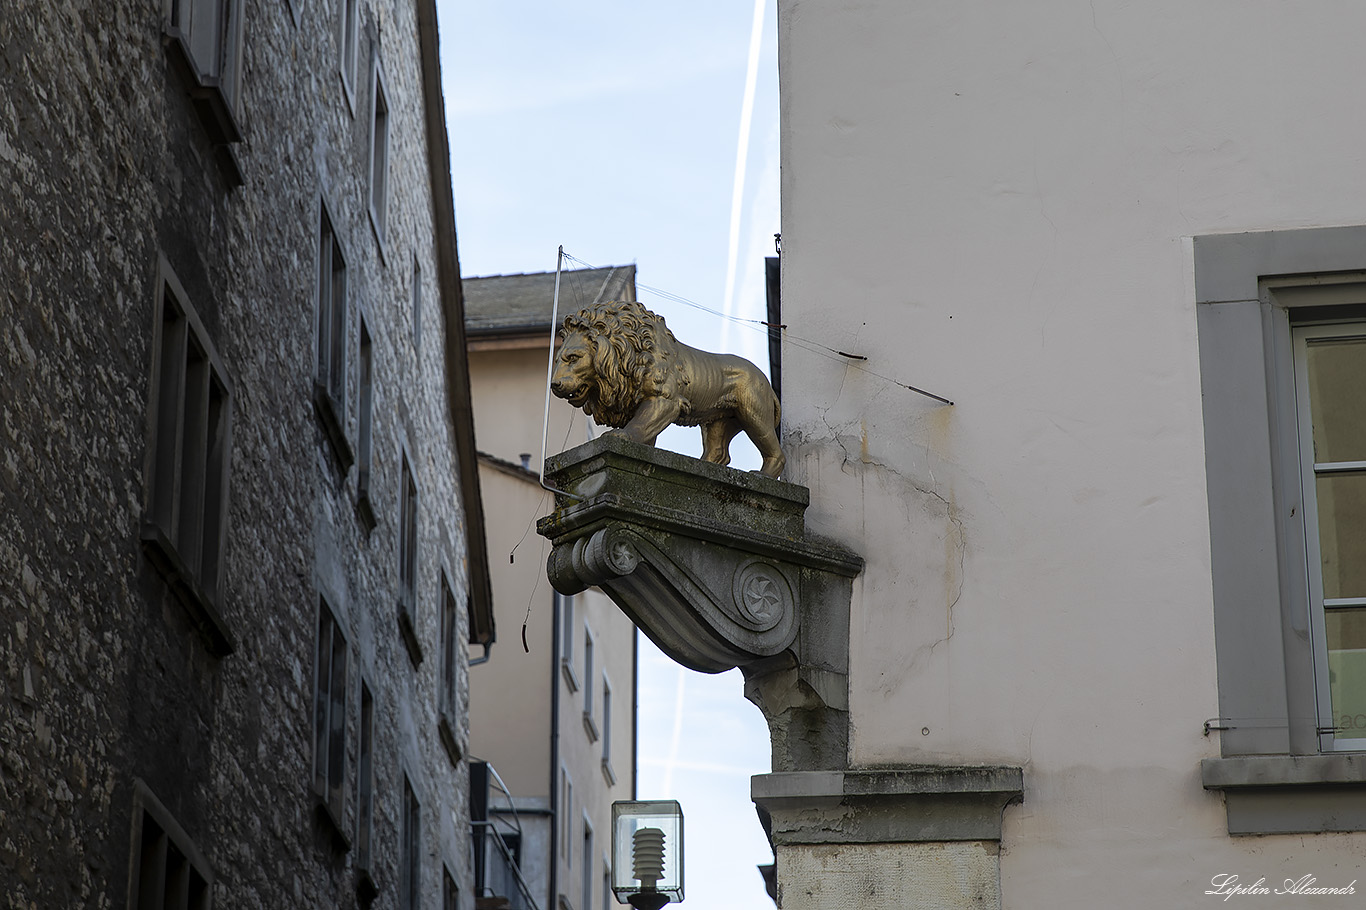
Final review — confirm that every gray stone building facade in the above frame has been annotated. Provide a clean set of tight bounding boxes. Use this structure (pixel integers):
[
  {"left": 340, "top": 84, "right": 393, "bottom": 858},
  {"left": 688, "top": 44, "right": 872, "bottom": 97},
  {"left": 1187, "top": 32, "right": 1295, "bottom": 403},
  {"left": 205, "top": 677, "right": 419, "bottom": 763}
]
[{"left": 0, "top": 0, "right": 493, "bottom": 907}]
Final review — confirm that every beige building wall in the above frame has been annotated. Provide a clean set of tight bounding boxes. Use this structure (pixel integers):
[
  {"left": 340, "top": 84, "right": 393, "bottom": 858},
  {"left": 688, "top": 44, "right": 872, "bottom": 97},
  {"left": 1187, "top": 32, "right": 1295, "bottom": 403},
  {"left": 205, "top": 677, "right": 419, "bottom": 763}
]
[
  {"left": 468, "top": 295, "right": 637, "bottom": 910},
  {"left": 468, "top": 465, "right": 554, "bottom": 796}
]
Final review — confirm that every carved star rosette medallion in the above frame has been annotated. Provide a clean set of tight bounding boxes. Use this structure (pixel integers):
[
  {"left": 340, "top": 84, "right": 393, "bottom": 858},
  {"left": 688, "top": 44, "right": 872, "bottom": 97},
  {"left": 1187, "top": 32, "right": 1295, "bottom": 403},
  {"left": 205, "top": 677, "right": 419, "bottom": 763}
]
[{"left": 731, "top": 560, "right": 792, "bottom": 632}]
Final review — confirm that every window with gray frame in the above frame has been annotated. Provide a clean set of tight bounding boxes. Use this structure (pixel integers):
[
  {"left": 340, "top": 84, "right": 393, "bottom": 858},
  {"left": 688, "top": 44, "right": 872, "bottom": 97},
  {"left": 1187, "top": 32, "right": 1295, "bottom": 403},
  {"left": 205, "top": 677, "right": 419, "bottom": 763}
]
[
  {"left": 400, "top": 776, "right": 421, "bottom": 910},
  {"left": 356, "top": 315, "right": 375, "bottom": 526},
  {"left": 558, "top": 592, "right": 578, "bottom": 692},
  {"left": 368, "top": 57, "right": 390, "bottom": 246},
  {"left": 312, "top": 596, "right": 348, "bottom": 834},
  {"left": 398, "top": 453, "right": 422, "bottom": 665},
  {"left": 1292, "top": 322, "right": 1366, "bottom": 752},
  {"left": 356, "top": 678, "right": 375, "bottom": 886},
  {"left": 582, "top": 627, "right": 598, "bottom": 742},
  {"left": 582, "top": 818, "right": 593, "bottom": 910},
  {"left": 338, "top": 0, "right": 359, "bottom": 105},
  {"left": 443, "top": 866, "right": 458, "bottom": 910},
  {"left": 412, "top": 254, "right": 422, "bottom": 359},
  {"left": 601, "top": 676, "right": 615, "bottom": 785},
  {"left": 315, "top": 202, "right": 353, "bottom": 469},
  {"left": 142, "top": 257, "right": 234, "bottom": 656},
  {"left": 440, "top": 574, "right": 458, "bottom": 718},
  {"left": 163, "top": 0, "right": 245, "bottom": 146},
  {"left": 560, "top": 766, "right": 572, "bottom": 865},
  {"left": 1194, "top": 225, "right": 1366, "bottom": 834},
  {"left": 438, "top": 572, "right": 461, "bottom": 765},
  {"left": 130, "top": 781, "right": 213, "bottom": 910}
]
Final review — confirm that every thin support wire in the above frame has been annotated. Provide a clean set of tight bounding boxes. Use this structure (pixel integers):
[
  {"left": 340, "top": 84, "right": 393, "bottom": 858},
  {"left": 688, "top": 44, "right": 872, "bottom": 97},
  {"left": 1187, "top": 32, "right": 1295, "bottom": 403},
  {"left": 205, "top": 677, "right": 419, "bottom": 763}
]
[
  {"left": 538, "top": 246, "right": 583, "bottom": 502},
  {"left": 559, "top": 250, "right": 952, "bottom": 406}
]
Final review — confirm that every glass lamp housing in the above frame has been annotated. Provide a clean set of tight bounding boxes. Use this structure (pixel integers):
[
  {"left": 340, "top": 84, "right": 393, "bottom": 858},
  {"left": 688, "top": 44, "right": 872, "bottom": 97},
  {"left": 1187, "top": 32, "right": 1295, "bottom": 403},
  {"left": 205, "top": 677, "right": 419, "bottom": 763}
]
[{"left": 611, "top": 800, "right": 683, "bottom": 903}]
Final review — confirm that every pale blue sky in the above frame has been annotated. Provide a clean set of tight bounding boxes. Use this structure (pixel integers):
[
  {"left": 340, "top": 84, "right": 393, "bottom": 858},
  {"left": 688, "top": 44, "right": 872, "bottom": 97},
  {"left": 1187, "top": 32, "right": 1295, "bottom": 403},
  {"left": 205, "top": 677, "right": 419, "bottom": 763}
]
[{"left": 437, "top": 3, "right": 781, "bottom": 908}]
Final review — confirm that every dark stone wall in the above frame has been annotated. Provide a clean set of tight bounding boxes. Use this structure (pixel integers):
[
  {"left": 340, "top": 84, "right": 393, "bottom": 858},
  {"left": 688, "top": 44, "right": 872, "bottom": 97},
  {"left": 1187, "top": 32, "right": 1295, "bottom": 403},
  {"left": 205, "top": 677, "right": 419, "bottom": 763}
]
[{"left": 0, "top": 0, "right": 475, "bottom": 906}]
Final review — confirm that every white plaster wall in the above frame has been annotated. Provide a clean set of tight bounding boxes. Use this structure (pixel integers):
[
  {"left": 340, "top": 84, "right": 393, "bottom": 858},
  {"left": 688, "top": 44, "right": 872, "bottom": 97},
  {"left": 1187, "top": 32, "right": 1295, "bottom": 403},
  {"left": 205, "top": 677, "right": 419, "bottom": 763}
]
[{"left": 779, "top": 0, "right": 1366, "bottom": 905}]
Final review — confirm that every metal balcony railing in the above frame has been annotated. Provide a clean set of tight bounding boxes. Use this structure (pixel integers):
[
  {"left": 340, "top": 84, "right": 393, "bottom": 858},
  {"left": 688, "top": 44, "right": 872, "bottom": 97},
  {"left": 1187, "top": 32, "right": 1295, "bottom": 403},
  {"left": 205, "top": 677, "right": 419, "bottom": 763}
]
[{"left": 470, "top": 760, "right": 539, "bottom": 910}]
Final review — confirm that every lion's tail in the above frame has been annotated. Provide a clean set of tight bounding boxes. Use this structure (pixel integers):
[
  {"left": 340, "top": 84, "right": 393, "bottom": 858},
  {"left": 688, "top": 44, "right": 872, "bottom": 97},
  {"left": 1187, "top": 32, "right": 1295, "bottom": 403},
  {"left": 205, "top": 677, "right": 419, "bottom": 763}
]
[{"left": 774, "top": 395, "right": 782, "bottom": 430}]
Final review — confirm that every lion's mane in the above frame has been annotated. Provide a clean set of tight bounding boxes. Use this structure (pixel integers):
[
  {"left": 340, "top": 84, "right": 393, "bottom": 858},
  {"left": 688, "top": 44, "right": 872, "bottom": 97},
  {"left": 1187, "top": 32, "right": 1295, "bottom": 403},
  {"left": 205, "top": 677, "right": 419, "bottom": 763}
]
[{"left": 558, "top": 300, "right": 688, "bottom": 428}]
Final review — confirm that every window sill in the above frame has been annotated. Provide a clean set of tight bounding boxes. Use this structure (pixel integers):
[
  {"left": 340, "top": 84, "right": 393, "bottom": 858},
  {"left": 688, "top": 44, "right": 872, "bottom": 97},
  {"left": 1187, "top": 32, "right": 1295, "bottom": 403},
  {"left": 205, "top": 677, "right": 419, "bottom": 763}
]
[
  {"left": 340, "top": 68, "right": 356, "bottom": 119},
  {"left": 313, "top": 383, "right": 355, "bottom": 473},
  {"left": 398, "top": 601, "right": 424, "bottom": 667},
  {"left": 368, "top": 205, "right": 388, "bottom": 266},
  {"left": 140, "top": 522, "right": 235, "bottom": 657},
  {"left": 313, "top": 791, "right": 352, "bottom": 852},
  {"left": 162, "top": 27, "right": 245, "bottom": 189},
  {"left": 438, "top": 714, "right": 463, "bottom": 768},
  {"left": 582, "top": 711, "right": 599, "bottom": 743},
  {"left": 1202, "top": 755, "right": 1366, "bottom": 834},
  {"left": 212, "top": 142, "right": 244, "bottom": 188},
  {"left": 560, "top": 658, "right": 579, "bottom": 693},
  {"left": 356, "top": 867, "right": 377, "bottom": 903},
  {"left": 355, "top": 483, "right": 376, "bottom": 534},
  {"left": 601, "top": 758, "right": 616, "bottom": 787}
]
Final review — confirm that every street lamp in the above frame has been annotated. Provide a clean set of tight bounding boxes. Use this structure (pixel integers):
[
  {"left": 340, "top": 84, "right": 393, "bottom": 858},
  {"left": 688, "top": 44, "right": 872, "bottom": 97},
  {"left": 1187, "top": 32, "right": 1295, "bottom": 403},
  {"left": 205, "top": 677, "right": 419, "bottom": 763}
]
[{"left": 611, "top": 800, "right": 684, "bottom": 908}]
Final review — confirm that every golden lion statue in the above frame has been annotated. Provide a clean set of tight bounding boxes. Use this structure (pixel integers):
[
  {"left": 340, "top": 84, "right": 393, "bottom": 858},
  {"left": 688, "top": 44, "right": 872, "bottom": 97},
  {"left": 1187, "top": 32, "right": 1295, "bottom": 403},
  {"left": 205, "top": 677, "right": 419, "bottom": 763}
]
[{"left": 550, "top": 300, "right": 785, "bottom": 478}]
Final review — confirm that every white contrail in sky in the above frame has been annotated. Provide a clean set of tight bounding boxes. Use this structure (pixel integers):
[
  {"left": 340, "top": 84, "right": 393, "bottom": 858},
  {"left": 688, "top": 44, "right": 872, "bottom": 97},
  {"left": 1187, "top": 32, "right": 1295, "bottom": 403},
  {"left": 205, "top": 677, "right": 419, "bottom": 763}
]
[
  {"left": 719, "top": 0, "right": 768, "bottom": 354},
  {"left": 660, "top": 665, "right": 688, "bottom": 795}
]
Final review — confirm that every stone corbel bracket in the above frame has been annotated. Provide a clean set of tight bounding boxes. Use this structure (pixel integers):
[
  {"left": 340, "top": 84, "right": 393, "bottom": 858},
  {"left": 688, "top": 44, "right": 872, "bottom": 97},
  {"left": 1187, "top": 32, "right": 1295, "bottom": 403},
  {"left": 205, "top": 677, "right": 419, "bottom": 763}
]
[{"left": 536, "top": 435, "right": 862, "bottom": 677}]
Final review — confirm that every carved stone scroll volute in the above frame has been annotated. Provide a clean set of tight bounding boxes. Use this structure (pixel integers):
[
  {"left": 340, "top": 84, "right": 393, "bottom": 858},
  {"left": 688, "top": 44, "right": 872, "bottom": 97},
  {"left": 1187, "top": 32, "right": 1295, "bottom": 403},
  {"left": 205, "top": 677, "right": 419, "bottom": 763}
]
[{"left": 548, "top": 520, "right": 803, "bottom": 673}]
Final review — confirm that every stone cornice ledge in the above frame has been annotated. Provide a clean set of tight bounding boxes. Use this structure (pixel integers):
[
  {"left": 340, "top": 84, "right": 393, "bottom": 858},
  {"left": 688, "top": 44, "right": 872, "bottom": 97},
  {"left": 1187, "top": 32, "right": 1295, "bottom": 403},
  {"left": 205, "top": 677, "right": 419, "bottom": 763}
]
[
  {"left": 753, "top": 767, "right": 1024, "bottom": 845},
  {"left": 1202, "top": 754, "right": 1366, "bottom": 789}
]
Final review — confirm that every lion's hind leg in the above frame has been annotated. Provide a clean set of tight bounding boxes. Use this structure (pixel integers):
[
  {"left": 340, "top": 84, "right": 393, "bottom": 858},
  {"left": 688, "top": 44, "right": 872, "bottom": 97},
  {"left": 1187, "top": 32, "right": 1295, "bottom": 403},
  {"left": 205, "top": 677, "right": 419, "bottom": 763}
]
[
  {"left": 736, "top": 395, "right": 785, "bottom": 478},
  {"left": 701, "top": 418, "right": 743, "bottom": 467}
]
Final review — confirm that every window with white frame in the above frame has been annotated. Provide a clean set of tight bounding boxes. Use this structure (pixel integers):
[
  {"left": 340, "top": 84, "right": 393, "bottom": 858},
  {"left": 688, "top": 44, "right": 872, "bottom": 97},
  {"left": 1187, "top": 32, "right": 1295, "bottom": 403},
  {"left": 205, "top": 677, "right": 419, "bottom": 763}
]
[
  {"left": 368, "top": 57, "right": 390, "bottom": 246},
  {"left": 1292, "top": 323, "right": 1366, "bottom": 751},
  {"left": 1194, "top": 226, "right": 1366, "bottom": 835},
  {"left": 312, "top": 596, "right": 348, "bottom": 833},
  {"left": 143, "top": 256, "right": 233, "bottom": 656},
  {"left": 163, "top": 0, "right": 245, "bottom": 146}
]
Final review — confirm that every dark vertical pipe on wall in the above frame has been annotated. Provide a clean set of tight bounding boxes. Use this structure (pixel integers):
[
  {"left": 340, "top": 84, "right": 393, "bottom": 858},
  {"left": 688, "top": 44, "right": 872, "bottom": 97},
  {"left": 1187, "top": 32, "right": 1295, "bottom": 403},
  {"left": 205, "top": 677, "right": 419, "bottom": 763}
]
[{"left": 765, "top": 255, "right": 782, "bottom": 401}]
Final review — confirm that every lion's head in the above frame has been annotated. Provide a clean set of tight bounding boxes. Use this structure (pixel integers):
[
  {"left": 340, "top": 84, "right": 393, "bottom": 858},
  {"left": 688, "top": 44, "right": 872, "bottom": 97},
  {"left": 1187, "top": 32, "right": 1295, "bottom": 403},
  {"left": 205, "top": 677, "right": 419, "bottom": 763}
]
[{"left": 550, "top": 300, "right": 683, "bottom": 428}]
